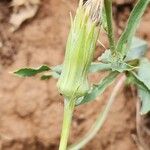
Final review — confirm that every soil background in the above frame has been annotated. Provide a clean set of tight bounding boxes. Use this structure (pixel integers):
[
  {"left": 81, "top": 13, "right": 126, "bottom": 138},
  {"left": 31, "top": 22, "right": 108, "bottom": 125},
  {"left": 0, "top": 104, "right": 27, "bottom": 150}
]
[{"left": 0, "top": 0, "right": 150, "bottom": 150}]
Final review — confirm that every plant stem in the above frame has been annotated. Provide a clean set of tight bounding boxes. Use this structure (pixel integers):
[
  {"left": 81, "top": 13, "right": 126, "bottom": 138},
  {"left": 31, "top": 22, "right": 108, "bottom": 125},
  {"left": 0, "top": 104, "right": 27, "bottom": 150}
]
[
  {"left": 59, "top": 99, "right": 75, "bottom": 150},
  {"left": 104, "top": 0, "right": 115, "bottom": 54},
  {"left": 68, "top": 75, "right": 126, "bottom": 150}
]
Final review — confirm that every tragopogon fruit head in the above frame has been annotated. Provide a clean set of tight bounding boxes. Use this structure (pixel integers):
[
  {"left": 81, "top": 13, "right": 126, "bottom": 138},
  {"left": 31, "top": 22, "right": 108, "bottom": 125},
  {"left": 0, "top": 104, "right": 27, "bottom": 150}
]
[{"left": 57, "top": 0, "right": 103, "bottom": 100}]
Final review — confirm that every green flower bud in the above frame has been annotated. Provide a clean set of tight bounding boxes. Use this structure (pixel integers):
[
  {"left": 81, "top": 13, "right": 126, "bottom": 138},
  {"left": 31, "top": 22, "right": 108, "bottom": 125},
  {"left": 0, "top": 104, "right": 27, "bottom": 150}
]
[{"left": 57, "top": 0, "right": 102, "bottom": 100}]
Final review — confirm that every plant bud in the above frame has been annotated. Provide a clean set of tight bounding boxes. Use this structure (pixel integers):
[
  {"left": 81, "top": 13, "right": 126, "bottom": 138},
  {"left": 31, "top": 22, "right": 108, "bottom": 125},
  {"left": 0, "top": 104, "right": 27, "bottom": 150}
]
[{"left": 57, "top": 0, "right": 102, "bottom": 100}]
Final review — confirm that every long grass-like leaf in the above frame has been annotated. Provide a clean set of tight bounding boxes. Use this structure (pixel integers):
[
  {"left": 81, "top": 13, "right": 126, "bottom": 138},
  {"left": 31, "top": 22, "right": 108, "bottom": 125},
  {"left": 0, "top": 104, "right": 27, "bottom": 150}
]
[{"left": 116, "top": 0, "right": 149, "bottom": 58}]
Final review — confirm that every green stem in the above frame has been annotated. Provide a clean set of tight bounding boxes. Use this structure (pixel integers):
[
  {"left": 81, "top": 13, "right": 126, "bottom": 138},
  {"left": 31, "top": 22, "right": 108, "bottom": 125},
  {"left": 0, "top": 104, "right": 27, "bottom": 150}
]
[
  {"left": 59, "top": 99, "right": 76, "bottom": 150},
  {"left": 68, "top": 75, "right": 126, "bottom": 150},
  {"left": 104, "top": 0, "right": 115, "bottom": 54}
]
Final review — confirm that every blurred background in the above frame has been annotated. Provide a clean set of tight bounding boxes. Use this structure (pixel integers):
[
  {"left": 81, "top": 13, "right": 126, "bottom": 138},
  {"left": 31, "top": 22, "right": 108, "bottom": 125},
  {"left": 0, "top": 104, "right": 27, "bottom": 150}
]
[{"left": 0, "top": 0, "right": 150, "bottom": 149}]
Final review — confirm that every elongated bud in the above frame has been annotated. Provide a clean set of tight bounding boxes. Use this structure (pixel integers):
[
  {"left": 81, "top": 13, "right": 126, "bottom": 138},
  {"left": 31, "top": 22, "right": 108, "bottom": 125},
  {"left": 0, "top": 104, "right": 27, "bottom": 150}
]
[{"left": 57, "top": 0, "right": 103, "bottom": 100}]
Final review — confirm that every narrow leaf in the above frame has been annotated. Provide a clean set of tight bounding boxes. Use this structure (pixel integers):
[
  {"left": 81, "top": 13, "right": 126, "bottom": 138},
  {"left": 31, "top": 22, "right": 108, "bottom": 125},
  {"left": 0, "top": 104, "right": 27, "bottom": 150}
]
[
  {"left": 104, "top": 0, "right": 115, "bottom": 52},
  {"left": 14, "top": 65, "right": 50, "bottom": 77},
  {"left": 89, "top": 63, "right": 111, "bottom": 73},
  {"left": 116, "top": 0, "right": 149, "bottom": 57},
  {"left": 41, "top": 72, "right": 60, "bottom": 80},
  {"left": 101, "top": 7, "right": 107, "bottom": 32},
  {"left": 41, "top": 75, "right": 52, "bottom": 80}
]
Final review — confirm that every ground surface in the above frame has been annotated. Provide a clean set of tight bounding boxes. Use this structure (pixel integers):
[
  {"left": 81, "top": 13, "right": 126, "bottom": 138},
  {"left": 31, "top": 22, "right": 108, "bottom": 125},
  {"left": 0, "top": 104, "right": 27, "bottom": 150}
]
[{"left": 0, "top": 0, "right": 150, "bottom": 150}]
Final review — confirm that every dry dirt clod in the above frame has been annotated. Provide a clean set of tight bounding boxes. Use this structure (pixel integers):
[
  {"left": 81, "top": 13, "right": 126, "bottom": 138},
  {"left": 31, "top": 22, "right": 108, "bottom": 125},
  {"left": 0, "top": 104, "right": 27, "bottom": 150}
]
[
  {"left": 9, "top": 0, "right": 40, "bottom": 32},
  {"left": 11, "top": 0, "right": 40, "bottom": 7}
]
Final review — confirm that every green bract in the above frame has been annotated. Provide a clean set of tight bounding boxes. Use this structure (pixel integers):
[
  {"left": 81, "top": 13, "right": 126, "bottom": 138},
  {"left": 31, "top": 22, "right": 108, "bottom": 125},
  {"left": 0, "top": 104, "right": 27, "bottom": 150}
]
[{"left": 57, "top": 1, "right": 101, "bottom": 100}]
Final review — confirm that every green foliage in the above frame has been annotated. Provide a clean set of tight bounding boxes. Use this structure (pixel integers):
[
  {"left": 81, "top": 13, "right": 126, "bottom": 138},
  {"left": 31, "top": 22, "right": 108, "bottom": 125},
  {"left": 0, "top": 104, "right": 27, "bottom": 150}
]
[
  {"left": 41, "top": 72, "right": 59, "bottom": 80},
  {"left": 99, "top": 37, "right": 148, "bottom": 63},
  {"left": 138, "top": 59, "right": 150, "bottom": 89},
  {"left": 98, "top": 37, "right": 147, "bottom": 73},
  {"left": 98, "top": 49, "right": 111, "bottom": 63},
  {"left": 139, "top": 89, "right": 150, "bottom": 115},
  {"left": 101, "top": 7, "right": 107, "bottom": 32},
  {"left": 14, "top": 65, "right": 50, "bottom": 77},
  {"left": 104, "top": 0, "right": 115, "bottom": 52},
  {"left": 138, "top": 59, "right": 150, "bottom": 114},
  {"left": 116, "top": 0, "right": 149, "bottom": 58},
  {"left": 125, "top": 37, "right": 148, "bottom": 61},
  {"left": 89, "top": 63, "right": 111, "bottom": 73},
  {"left": 76, "top": 71, "right": 119, "bottom": 105},
  {"left": 14, "top": 63, "right": 112, "bottom": 80},
  {"left": 14, "top": 65, "right": 62, "bottom": 79},
  {"left": 125, "top": 58, "right": 150, "bottom": 114}
]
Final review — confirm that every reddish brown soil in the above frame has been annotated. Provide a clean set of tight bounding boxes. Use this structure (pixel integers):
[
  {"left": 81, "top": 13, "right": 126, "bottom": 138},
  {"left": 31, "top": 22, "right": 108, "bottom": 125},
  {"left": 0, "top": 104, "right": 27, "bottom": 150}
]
[{"left": 0, "top": 0, "right": 150, "bottom": 150}]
